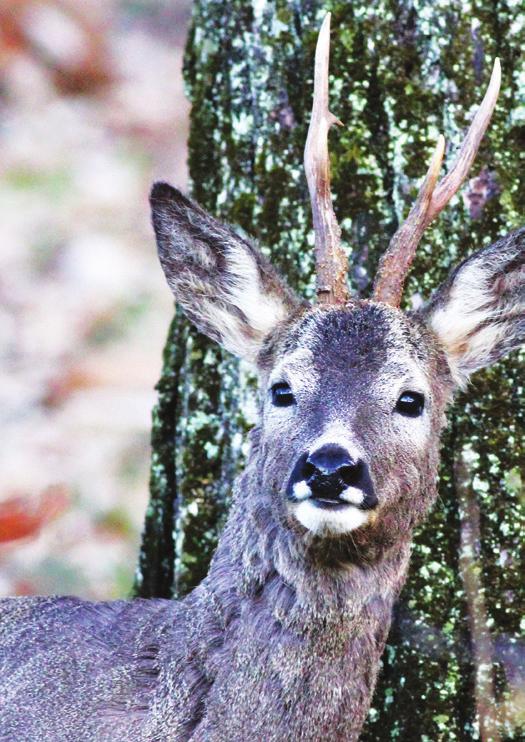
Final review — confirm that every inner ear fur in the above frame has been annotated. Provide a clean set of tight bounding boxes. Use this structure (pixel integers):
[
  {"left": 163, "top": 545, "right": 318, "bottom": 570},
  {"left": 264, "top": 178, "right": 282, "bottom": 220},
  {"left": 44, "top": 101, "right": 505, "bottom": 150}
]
[
  {"left": 420, "top": 227, "right": 525, "bottom": 385},
  {"left": 150, "top": 182, "right": 303, "bottom": 362}
]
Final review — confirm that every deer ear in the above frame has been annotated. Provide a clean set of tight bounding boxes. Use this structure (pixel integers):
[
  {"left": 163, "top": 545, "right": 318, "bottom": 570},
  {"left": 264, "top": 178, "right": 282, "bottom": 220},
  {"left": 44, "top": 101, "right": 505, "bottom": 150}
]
[
  {"left": 150, "top": 182, "right": 302, "bottom": 362},
  {"left": 421, "top": 228, "right": 525, "bottom": 385}
]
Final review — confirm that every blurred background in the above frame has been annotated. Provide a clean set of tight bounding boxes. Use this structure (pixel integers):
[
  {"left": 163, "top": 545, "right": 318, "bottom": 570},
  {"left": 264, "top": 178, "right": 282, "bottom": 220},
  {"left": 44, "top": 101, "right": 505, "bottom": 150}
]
[{"left": 0, "top": 0, "right": 192, "bottom": 598}]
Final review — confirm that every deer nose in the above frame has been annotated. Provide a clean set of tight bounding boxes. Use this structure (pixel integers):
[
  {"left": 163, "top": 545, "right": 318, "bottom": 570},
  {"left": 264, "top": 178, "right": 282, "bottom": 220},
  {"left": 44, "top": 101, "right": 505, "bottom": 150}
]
[{"left": 304, "top": 444, "right": 377, "bottom": 506}]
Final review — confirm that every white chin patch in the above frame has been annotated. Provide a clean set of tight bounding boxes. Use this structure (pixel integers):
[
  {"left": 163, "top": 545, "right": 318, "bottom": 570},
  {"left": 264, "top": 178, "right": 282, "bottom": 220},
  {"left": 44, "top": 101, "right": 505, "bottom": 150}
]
[{"left": 295, "top": 501, "right": 370, "bottom": 535}]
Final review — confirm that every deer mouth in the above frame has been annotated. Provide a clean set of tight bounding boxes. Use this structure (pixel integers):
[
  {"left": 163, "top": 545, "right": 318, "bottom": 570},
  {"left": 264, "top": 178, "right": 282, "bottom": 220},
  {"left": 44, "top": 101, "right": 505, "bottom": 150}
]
[
  {"left": 287, "top": 474, "right": 377, "bottom": 512},
  {"left": 286, "top": 465, "right": 377, "bottom": 534},
  {"left": 286, "top": 448, "right": 378, "bottom": 515},
  {"left": 310, "top": 497, "right": 350, "bottom": 510},
  {"left": 292, "top": 495, "right": 373, "bottom": 535}
]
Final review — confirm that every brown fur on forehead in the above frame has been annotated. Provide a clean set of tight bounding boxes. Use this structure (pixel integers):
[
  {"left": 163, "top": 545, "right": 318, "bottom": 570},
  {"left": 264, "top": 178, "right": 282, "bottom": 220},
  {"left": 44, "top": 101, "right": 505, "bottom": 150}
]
[{"left": 260, "top": 302, "right": 436, "bottom": 375}]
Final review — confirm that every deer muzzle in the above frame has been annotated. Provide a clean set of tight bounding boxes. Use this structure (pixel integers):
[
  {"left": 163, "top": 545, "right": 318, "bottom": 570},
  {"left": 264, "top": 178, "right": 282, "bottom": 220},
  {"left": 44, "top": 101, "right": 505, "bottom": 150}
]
[{"left": 287, "top": 444, "right": 377, "bottom": 511}]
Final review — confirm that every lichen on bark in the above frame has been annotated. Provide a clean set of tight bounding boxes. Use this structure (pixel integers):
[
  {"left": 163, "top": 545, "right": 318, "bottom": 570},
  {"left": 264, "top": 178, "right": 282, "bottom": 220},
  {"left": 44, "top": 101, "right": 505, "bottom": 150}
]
[{"left": 135, "top": 1, "right": 525, "bottom": 737}]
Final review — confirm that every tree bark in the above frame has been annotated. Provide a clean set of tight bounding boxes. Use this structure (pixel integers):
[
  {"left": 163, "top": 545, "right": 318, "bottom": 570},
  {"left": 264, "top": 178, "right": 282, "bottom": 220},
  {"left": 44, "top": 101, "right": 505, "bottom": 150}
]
[{"left": 135, "top": 1, "right": 525, "bottom": 738}]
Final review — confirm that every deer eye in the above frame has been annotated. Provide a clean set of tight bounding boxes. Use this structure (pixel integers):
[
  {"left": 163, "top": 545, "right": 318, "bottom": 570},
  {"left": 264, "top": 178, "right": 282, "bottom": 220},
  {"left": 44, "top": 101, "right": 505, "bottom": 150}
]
[
  {"left": 271, "top": 382, "right": 295, "bottom": 407},
  {"left": 395, "top": 391, "right": 425, "bottom": 417}
]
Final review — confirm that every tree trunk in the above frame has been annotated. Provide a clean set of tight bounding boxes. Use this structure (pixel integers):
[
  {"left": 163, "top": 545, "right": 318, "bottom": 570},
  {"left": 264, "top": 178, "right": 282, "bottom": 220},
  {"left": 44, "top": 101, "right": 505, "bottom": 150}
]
[{"left": 135, "top": 1, "right": 525, "bottom": 738}]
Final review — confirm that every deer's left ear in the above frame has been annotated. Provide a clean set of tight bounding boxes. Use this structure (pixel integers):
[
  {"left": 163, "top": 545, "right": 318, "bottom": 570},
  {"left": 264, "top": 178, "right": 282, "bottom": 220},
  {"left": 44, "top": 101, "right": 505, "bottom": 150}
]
[
  {"left": 420, "top": 228, "right": 525, "bottom": 385},
  {"left": 150, "top": 182, "right": 303, "bottom": 362}
]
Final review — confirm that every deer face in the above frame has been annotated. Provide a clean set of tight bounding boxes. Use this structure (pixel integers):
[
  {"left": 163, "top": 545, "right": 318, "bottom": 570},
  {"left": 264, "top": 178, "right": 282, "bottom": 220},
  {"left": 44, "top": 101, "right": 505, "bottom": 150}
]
[
  {"left": 257, "top": 303, "right": 452, "bottom": 540},
  {"left": 150, "top": 184, "right": 524, "bottom": 546}
]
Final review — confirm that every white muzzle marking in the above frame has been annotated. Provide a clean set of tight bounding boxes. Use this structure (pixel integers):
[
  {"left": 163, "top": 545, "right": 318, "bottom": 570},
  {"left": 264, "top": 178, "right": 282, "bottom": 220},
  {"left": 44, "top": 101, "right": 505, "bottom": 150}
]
[
  {"left": 292, "top": 481, "right": 312, "bottom": 501},
  {"left": 339, "top": 486, "right": 365, "bottom": 506},
  {"left": 294, "top": 500, "right": 370, "bottom": 535}
]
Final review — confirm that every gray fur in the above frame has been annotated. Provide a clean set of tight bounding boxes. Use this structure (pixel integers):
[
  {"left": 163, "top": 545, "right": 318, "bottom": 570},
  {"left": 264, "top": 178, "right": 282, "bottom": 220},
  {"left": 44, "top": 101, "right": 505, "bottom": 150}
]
[{"left": 1, "top": 186, "right": 523, "bottom": 741}]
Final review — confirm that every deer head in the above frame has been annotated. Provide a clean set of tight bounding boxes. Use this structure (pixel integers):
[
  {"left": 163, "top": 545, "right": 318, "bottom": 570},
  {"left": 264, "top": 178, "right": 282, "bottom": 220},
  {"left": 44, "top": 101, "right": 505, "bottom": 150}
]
[{"left": 150, "top": 15, "right": 524, "bottom": 561}]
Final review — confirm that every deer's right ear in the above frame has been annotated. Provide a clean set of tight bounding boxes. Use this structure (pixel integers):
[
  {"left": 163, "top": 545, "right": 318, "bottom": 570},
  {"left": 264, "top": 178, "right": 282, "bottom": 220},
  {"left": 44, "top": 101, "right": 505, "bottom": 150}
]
[
  {"left": 150, "top": 182, "right": 303, "bottom": 362},
  {"left": 420, "top": 228, "right": 525, "bottom": 386}
]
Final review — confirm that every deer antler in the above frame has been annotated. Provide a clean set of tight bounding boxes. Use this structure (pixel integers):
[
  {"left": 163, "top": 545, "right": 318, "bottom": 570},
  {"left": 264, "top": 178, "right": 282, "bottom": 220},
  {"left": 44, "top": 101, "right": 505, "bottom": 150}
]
[
  {"left": 304, "top": 13, "right": 349, "bottom": 305},
  {"left": 373, "top": 58, "right": 502, "bottom": 307}
]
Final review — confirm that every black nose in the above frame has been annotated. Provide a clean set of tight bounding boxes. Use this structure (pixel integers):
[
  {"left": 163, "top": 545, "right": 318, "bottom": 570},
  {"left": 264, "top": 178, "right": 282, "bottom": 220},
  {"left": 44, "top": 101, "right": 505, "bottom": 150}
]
[{"left": 305, "top": 444, "right": 376, "bottom": 505}]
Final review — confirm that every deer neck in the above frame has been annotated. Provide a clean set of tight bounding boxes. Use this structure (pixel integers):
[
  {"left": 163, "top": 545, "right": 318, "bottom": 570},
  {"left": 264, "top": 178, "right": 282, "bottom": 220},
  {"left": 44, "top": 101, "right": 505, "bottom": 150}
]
[
  {"left": 192, "top": 466, "right": 413, "bottom": 740},
  {"left": 206, "top": 462, "right": 412, "bottom": 638}
]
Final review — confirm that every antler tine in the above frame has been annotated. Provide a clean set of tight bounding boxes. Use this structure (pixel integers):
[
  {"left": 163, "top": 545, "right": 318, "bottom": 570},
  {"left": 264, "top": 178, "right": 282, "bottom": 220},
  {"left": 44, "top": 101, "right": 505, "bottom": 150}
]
[
  {"left": 304, "top": 13, "right": 349, "bottom": 305},
  {"left": 373, "top": 58, "right": 502, "bottom": 307}
]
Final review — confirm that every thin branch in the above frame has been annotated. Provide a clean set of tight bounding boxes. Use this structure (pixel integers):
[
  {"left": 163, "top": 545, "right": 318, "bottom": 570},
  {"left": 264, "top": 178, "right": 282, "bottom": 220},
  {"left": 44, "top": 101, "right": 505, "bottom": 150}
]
[
  {"left": 455, "top": 449, "right": 501, "bottom": 742},
  {"left": 373, "top": 59, "right": 501, "bottom": 307},
  {"left": 304, "top": 13, "right": 349, "bottom": 305}
]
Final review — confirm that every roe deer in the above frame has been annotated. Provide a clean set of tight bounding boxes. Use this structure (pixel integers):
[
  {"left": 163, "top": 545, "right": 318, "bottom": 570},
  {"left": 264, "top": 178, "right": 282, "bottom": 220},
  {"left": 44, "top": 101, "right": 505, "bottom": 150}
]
[{"left": 1, "top": 14, "right": 523, "bottom": 742}]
